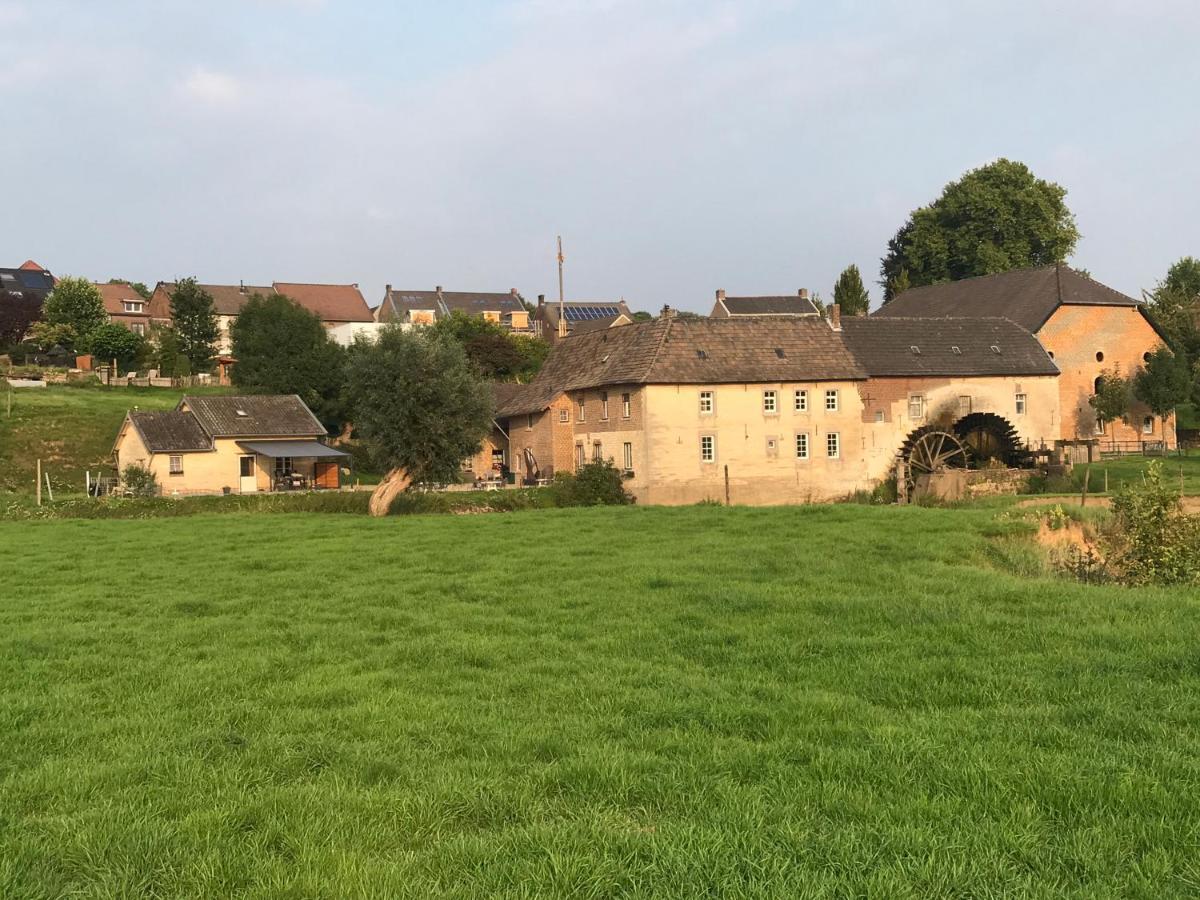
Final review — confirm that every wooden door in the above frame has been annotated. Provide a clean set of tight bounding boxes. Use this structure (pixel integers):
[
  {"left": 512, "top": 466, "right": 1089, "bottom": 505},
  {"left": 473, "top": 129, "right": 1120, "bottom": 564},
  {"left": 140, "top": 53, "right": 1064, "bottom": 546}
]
[{"left": 314, "top": 461, "right": 339, "bottom": 489}]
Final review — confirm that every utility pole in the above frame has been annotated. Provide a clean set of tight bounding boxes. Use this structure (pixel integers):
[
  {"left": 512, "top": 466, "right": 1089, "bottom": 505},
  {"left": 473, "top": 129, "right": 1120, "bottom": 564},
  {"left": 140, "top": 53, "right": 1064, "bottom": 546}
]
[{"left": 556, "top": 235, "right": 567, "bottom": 339}]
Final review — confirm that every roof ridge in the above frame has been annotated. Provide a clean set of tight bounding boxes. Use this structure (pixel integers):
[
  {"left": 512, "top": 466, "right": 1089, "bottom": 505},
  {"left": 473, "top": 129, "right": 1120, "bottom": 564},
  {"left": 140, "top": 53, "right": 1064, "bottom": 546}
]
[{"left": 640, "top": 316, "right": 674, "bottom": 380}]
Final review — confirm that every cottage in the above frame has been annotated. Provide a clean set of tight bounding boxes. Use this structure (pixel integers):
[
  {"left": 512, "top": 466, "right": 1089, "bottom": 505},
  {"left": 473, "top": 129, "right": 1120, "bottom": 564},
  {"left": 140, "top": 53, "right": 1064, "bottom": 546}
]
[
  {"left": 97, "top": 283, "right": 150, "bottom": 335},
  {"left": 375, "top": 285, "right": 532, "bottom": 332},
  {"left": 532, "top": 297, "right": 634, "bottom": 342},
  {"left": 875, "top": 265, "right": 1175, "bottom": 447},
  {"left": 112, "top": 395, "right": 347, "bottom": 495}
]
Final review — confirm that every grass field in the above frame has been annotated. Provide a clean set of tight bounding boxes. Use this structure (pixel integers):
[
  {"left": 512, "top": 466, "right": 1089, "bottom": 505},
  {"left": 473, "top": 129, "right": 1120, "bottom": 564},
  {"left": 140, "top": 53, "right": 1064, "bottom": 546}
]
[
  {"left": 0, "top": 384, "right": 231, "bottom": 494},
  {"left": 1070, "top": 450, "right": 1200, "bottom": 496},
  {"left": 3, "top": 506, "right": 1199, "bottom": 898}
]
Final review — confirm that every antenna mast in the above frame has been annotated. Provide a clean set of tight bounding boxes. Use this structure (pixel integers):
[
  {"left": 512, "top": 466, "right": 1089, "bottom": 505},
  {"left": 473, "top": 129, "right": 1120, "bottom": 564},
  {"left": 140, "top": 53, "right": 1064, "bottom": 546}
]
[{"left": 556, "top": 235, "right": 567, "bottom": 338}]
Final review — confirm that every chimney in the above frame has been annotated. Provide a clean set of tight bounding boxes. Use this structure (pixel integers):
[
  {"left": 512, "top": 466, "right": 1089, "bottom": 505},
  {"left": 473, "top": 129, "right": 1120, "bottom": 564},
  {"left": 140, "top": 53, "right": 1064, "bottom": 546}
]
[
  {"left": 661, "top": 305, "right": 675, "bottom": 319},
  {"left": 435, "top": 285, "right": 443, "bottom": 295},
  {"left": 829, "top": 303, "right": 842, "bottom": 331},
  {"left": 385, "top": 283, "right": 392, "bottom": 296},
  {"left": 798, "top": 288, "right": 809, "bottom": 301},
  {"left": 715, "top": 288, "right": 726, "bottom": 301},
  {"left": 537, "top": 294, "right": 546, "bottom": 308},
  {"left": 510, "top": 288, "right": 518, "bottom": 297},
  {"left": 239, "top": 279, "right": 246, "bottom": 293}
]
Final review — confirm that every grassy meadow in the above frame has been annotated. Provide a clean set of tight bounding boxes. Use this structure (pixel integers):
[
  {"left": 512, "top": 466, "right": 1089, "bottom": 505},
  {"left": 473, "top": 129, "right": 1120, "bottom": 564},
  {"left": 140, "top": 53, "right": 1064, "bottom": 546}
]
[{"left": 3, "top": 505, "right": 1200, "bottom": 898}]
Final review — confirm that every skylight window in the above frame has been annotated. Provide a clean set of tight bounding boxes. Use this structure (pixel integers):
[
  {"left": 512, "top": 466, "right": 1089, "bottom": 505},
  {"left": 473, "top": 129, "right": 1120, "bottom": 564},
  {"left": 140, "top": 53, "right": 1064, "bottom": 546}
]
[
  {"left": 951, "top": 346, "right": 962, "bottom": 355},
  {"left": 236, "top": 409, "right": 248, "bottom": 417},
  {"left": 990, "top": 345, "right": 1001, "bottom": 354}
]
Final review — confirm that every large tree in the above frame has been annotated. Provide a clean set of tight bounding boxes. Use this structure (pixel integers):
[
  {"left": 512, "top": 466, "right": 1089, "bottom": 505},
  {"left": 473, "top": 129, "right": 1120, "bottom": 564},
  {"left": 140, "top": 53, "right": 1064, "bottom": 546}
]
[
  {"left": 430, "top": 310, "right": 549, "bottom": 381},
  {"left": 169, "top": 278, "right": 219, "bottom": 373},
  {"left": 832, "top": 264, "right": 870, "bottom": 316},
  {"left": 880, "top": 159, "right": 1080, "bottom": 302},
  {"left": 1147, "top": 256, "right": 1200, "bottom": 367},
  {"left": 108, "top": 278, "right": 152, "bottom": 301},
  {"left": 42, "top": 276, "right": 107, "bottom": 344},
  {"left": 345, "top": 327, "right": 492, "bottom": 508},
  {"left": 88, "top": 323, "right": 147, "bottom": 373},
  {"left": 1089, "top": 367, "right": 1132, "bottom": 430},
  {"left": 230, "top": 292, "right": 346, "bottom": 428},
  {"left": 0, "top": 291, "right": 42, "bottom": 347},
  {"left": 1134, "top": 348, "right": 1190, "bottom": 436}
]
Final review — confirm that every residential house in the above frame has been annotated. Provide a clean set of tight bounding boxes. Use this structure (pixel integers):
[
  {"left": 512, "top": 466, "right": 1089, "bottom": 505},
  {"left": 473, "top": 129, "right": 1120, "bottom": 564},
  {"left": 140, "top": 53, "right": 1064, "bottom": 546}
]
[
  {"left": 0, "top": 260, "right": 55, "bottom": 303},
  {"left": 490, "top": 307, "right": 1060, "bottom": 504},
  {"left": 97, "top": 283, "right": 150, "bottom": 335},
  {"left": 875, "top": 265, "right": 1175, "bottom": 447},
  {"left": 147, "top": 281, "right": 373, "bottom": 355},
  {"left": 375, "top": 285, "right": 533, "bottom": 332},
  {"left": 532, "top": 297, "right": 634, "bottom": 342},
  {"left": 709, "top": 289, "right": 820, "bottom": 318},
  {"left": 112, "top": 394, "right": 347, "bottom": 495}
]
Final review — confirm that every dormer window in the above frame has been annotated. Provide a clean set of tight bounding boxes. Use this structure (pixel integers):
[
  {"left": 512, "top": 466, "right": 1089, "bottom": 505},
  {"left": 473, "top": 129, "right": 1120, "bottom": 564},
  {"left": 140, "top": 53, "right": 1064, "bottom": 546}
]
[{"left": 122, "top": 300, "right": 143, "bottom": 313}]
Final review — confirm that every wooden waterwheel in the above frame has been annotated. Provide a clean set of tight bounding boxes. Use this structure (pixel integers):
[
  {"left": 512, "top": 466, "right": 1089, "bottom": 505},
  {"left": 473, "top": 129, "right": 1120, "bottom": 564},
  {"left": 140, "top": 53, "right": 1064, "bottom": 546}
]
[{"left": 897, "top": 428, "right": 970, "bottom": 501}]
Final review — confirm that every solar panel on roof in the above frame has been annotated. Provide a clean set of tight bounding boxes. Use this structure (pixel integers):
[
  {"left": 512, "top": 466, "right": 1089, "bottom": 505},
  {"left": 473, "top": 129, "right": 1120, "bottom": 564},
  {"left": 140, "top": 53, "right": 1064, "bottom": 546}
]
[{"left": 17, "top": 271, "right": 50, "bottom": 289}]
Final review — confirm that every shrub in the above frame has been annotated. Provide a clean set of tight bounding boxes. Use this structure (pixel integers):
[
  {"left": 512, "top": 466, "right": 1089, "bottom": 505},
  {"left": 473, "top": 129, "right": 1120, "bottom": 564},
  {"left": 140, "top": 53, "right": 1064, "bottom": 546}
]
[
  {"left": 549, "top": 460, "right": 634, "bottom": 507},
  {"left": 121, "top": 464, "right": 158, "bottom": 497},
  {"left": 1105, "top": 461, "right": 1200, "bottom": 586}
]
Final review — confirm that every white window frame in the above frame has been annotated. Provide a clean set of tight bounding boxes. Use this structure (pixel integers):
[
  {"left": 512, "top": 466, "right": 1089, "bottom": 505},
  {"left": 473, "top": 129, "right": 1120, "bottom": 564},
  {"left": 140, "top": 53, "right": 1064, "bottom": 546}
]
[
  {"left": 526, "top": 413, "right": 534, "bottom": 431},
  {"left": 592, "top": 441, "right": 603, "bottom": 461},
  {"left": 700, "top": 434, "right": 715, "bottom": 463},
  {"left": 795, "top": 433, "right": 809, "bottom": 460},
  {"left": 1143, "top": 416, "right": 1154, "bottom": 435},
  {"left": 558, "top": 408, "right": 569, "bottom": 423},
  {"left": 122, "top": 300, "right": 143, "bottom": 313},
  {"left": 1015, "top": 393, "right": 1027, "bottom": 416},
  {"left": 958, "top": 395, "right": 972, "bottom": 416},
  {"left": 825, "top": 389, "right": 839, "bottom": 412},
  {"left": 763, "top": 390, "right": 777, "bottom": 414},
  {"left": 577, "top": 395, "right": 585, "bottom": 422},
  {"left": 600, "top": 391, "right": 609, "bottom": 420},
  {"left": 621, "top": 393, "right": 631, "bottom": 418},
  {"left": 907, "top": 395, "right": 924, "bottom": 420},
  {"left": 168, "top": 454, "right": 183, "bottom": 475},
  {"left": 131, "top": 323, "right": 145, "bottom": 336},
  {"left": 699, "top": 391, "right": 714, "bottom": 415},
  {"left": 826, "top": 432, "right": 840, "bottom": 459},
  {"left": 622, "top": 442, "right": 633, "bottom": 471},
  {"left": 794, "top": 389, "right": 808, "bottom": 412},
  {"left": 575, "top": 443, "right": 585, "bottom": 467}
]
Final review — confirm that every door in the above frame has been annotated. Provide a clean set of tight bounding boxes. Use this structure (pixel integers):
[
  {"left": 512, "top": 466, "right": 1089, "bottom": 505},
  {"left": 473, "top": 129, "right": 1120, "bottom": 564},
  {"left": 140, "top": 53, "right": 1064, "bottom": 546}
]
[
  {"left": 239, "top": 455, "right": 258, "bottom": 493},
  {"left": 314, "top": 461, "right": 339, "bottom": 490}
]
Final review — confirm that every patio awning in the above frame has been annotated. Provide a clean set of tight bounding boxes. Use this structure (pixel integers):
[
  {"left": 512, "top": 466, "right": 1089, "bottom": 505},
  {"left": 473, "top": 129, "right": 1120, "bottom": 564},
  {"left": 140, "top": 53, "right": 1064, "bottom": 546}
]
[{"left": 237, "top": 440, "right": 349, "bottom": 459}]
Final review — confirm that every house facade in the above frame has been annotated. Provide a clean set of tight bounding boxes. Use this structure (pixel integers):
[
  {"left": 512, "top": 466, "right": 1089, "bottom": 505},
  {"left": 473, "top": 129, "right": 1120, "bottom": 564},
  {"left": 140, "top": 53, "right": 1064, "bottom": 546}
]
[
  {"left": 376, "top": 286, "right": 533, "bottom": 332},
  {"left": 875, "top": 265, "right": 1176, "bottom": 447},
  {"left": 0, "top": 260, "right": 55, "bottom": 304},
  {"left": 487, "top": 310, "right": 1060, "bottom": 505},
  {"left": 112, "top": 395, "right": 347, "bottom": 495},
  {"left": 97, "top": 283, "right": 150, "bottom": 335}
]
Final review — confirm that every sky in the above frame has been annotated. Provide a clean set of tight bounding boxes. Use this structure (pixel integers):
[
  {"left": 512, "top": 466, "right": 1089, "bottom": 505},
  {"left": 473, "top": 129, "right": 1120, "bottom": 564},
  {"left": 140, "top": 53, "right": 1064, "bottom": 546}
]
[{"left": 2, "top": 0, "right": 1198, "bottom": 313}]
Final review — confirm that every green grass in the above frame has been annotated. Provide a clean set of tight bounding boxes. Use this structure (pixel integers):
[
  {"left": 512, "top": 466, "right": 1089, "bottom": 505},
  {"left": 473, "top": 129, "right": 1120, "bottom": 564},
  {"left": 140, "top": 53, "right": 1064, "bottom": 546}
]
[
  {"left": 3, "top": 506, "right": 1200, "bottom": 898},
  {"left": 1073, "top": 449, "right": 1200, "bottom": 495},
  {"left": 0, "top": 383, "right": 232, "bottom": 494}
]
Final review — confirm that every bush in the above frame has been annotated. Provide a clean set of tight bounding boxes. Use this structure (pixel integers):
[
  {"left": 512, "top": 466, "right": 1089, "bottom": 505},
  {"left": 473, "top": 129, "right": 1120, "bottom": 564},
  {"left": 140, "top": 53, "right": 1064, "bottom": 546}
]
[
  {"left": 121, "top": 464, "right": 158, "bottom": 497},
  {"left": 548, "top": 460, "right": 634, "bottom": 507},
  {"left": 1105, "top": 461, "right": 1200, "bottom": 586}
]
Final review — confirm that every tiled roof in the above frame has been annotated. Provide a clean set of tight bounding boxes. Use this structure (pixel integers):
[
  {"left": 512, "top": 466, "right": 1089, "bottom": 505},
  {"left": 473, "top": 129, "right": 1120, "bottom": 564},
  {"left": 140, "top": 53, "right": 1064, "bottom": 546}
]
[
  {"left": 874, "top": 265, "right": 1140, "bottom": 332},
  {"left": 384, "top": 288, "right": 525, "bottom": 320},
  {"left": 181, "top": 395, "right": 327, "bottom": 437},
  {"left": 273, "top": 282, "right": 372, "bottom": 322},
  {"left": 96, "top": 283, "right": 149, "bottom": 316},
  {"left": 128, "top": 411, "right": 212, "bottom": 452},
  {"left": 491, "top": 382, "right": 550, "bottom": 418},
  {"left": 719, "top": 295, "right": 819, "bottom": 316},
  {"left": 841, "top": 317, "right": 1059, "bottom": 378},
  {"left": 153, "top": 282, "right": 273, "bottom": 316}
]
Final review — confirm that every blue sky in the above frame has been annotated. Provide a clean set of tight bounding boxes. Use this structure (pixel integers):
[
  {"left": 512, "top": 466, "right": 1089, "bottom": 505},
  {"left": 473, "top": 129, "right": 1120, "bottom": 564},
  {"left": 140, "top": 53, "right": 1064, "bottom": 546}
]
[{"left": 2, "top": 0, "right": 1198, "bottom": 312}]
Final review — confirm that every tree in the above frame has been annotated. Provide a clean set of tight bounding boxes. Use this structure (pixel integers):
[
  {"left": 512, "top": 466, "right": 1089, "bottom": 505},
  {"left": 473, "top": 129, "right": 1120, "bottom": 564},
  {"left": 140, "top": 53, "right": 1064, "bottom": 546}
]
[
  {"left": 230, "top": 293, "right": 346, "bottom": 428},
  {"left": 1133, "top": 348, "right": 1190, "bottom": 435},
  {"left": 430, "top": 310, "right": 550, "bottom": 381},
  {"left": 28, "top": 322, "right": 77, "bottom": 352},
  {"left": 0, "top": 291, "right": 42, "bottom": 347},
  {"left": 631, "top": 311, "right": 653, "bottom": 322},
  {"left": 42, "top": 276, "right": 107, "bottom": 345},
  {"left": 169, "top": 278, "right": 219, "bottom": 373},
  {"left": 1088, "top": 367, "right": 1131, "bottom": 429},
  {"left": 88, "top": 324, "right": 147, "bottom": 372},
  {"left": 880, "top": 159, "right": 1079, "bottom": 302},
  {"left": 832, "top": 264, "right": 870, "bottom": 316},
  {"left": 345, "top": 328, "right": 492, "bottom": 500},
  {"left": 152, "top": 325, "right": 190, "bottom": 377},
  {"left": 1160, "top": 256, "right": 1200, "bottom": 300},
  {"left": 1147, "top": 257, "right": 1200, "bottom": 367},
  {"left": 886, "top": 268, "right": 911, "bottom": 300}
]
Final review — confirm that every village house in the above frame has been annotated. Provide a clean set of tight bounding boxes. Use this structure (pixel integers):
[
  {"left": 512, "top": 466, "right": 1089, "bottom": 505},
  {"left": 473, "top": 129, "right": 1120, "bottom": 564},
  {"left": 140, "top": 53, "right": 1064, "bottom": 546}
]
[
  {"left": 486, "top": 306, "right": 1060, "bottom": 504},
  {"left": 0, "top": 260, "right": 55, "bottom": 303},
  {"left": 147, "top": 281, "right": 373, "bottom": 355},
  {"left": 96, "top": 282, "right": 150, "bottom": 335},
  {"left": 112, "top": 395, "right": 347, "bottom": 495},
  {"left": 709, "top": 289, "right": 821, "bottom": 318},
  {"left": 374, "top": 286, "right": 532, "bottom": 332},
  {"left": 532, "top": 297, "right": 634, "bottom": 343},
  {"left": 875, "top": 265, "right": 1176, "bottom": 448}
]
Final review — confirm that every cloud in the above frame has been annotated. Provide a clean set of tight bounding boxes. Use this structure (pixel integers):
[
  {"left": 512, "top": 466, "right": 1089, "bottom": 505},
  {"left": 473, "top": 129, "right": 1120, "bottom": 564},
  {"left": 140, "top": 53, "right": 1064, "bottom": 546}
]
[
  {"left": 0, "top": 1, "right": 27, "bottom": 26},
  {"left": 178, "top": 68, "right": 242, "bottom": 106}
]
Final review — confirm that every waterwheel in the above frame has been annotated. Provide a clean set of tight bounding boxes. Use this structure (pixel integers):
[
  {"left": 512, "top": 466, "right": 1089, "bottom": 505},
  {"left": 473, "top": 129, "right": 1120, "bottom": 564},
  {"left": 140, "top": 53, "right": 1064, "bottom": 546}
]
[
  {"left": 898, "top": 427, "right": 970, "bottom": 501},
  {"left": 953, "top": 413, "right": 1024, "bottom": 466}
]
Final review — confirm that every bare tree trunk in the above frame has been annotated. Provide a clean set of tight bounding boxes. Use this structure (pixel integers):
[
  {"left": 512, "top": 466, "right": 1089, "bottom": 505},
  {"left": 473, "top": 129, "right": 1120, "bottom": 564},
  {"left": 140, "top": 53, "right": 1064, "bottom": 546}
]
[
  {"left": 369, "top": 467, "right": 411, "bottom": 517},
  {"left": 332, "top": 421, "right": 354, "bottom": 445}
]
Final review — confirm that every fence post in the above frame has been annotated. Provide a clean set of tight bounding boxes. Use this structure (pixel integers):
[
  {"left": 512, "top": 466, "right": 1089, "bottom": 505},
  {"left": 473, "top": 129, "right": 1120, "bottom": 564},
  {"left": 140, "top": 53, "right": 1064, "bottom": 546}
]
[
  {"left": 36, "top": 459, "right": 42, "bottom": 506},
  {"left": 724, "top": 464, "right": 730, "bottom": 506}
]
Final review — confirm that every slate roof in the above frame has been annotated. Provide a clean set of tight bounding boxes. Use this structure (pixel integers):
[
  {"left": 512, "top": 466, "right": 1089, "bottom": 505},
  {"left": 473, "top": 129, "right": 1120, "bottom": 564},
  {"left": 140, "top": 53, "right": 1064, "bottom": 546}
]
[
  {"left": 718, "top": 295, "right": 820, "bottom": 316},
  {"left": 874, "top": 265, "right": 1141, "bottom": 332},
  {"left": 181, "top": 395, "right": 327, "bottom": 437},
  {"left": 273, "top": 282, "right": 372, "bottom": 322},
  {"left": 128, "top": 410, "right": 212, "bottom": 452},
  {"left": 841, "top": 317, "right": 1059, "bottom": 378},
  {"left": 382, "top": 288, "right": 525, "bottom": 320}
]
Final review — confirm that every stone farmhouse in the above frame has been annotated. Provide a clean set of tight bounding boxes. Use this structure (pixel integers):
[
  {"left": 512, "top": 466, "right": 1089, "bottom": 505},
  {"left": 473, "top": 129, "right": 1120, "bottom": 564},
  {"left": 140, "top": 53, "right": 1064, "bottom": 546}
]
[
  {"left": 374, "top": 286, "right": 532, "bottom": 333},
  {"left": 478, "top": 307, "right": 1060, "bottom": 504},
  {"left": 875, "top": 265, "right": 1175, "bottom": 448}
]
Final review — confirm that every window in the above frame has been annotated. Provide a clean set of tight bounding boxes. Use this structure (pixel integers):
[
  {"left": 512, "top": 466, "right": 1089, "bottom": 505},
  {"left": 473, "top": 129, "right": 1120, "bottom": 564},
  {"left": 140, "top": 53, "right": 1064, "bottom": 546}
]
[
  {"left": 1095, "top": 418, "right": 1107, "bottom": 436},
  {"left": 907, "top": 395, "right": 924, "bottom": 420},
  {"left": 825, "top": 389, "right": 839, "bottom": 411},
  {"left": 763, "top": 390, "right": 777, "bottom": 414},
  {"left": 621, "top": 393, "right": 631, "bottom": 418},
  {"left": 131, "top": 323, "right": 145, "bottom": 336},
  {"left": 623, "top": 442, "right": 633, "bottom": 471},
  {"left": 575, "top": 443, "right": 585, "bottom": 467},
  {"left": 874, "top": 410, "right": 885, "bottom": 423},
  {"left": 169, "top": 454, "right": 183, "bottom": 475},
  {"left": 1015, "top": 393, "right": 1027, "bottom": 416},
  {"left": 559, "top": 409, "right": 569, "bottom": 423},
  {"left": 765, "top": 436, "right": 778, "bottom": 457},
  {"left": 1143, "top": 416, "right": 1154, "bottom": 435},
  {"left": 239, "top": 456, "right": 254, "bottom": 477},
  {"left": 795, "top": 433, "right": 809, "bottom": 459},
  {"left": 592, "top": 441, "right": 603, "bottom": 461},
  {"left": 699, "top": 391, "right": 713, "bottom": 415},
  {"left": 700, "top": 435, "right": 715, "bottom": 463},
  {"left": 958, "top": 395, "right": 972, "bottom": 416},
  {"left": 1096, "top": 351, "right": 1105, "bottom": 362},
  {"left": 601, "top": 392, "right": 609, "bottom": 420},
  {"left": 273, "top": 456, "right": 294, "bottom": 476},
  {"left": 826, "top": 432, "right": 840, "bottom": 458},
  {"left": 526, "top": 413, "right": 534, "bottom": 431},
  {"left": 577, "top": 396, "right": 585, "bottom": 422},
  {"left": 122, "top": 300, "right": 143, "bottom": 313},
  {"left": 794, "top": 389, "right": 808, "bottom": 412}
]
